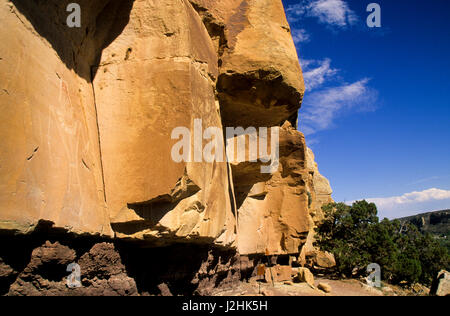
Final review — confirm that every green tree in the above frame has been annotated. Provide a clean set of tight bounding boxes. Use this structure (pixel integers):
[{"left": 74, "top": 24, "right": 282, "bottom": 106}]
[{"left": 315, "top": 200, "right": 450, "bottom": 286}]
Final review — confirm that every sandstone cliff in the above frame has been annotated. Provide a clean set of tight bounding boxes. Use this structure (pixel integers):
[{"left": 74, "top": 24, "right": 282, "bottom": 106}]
[{"left": 0, "top": 0, "right": 332, "bottom": 295}]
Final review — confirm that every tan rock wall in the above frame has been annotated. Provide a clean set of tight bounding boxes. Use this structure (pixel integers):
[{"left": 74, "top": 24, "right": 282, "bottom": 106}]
[
  {"left": 93, "top": 0, "right": 235, "bottom": 245},
  {"left": 233, "top": 122, "right": 332, "bottom": 255},
  {"left": 0, "top": 0, "right": 332, "bottom": 256},
  {"left": 0, "top": 0, "right": 111, "bottom": 236}
]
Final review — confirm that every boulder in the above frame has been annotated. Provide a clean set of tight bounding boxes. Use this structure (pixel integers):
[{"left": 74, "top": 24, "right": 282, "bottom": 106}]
[
  {"left": 431, "top": 270, "right": 450, "bottom": 296},
  {"left": 318, "top": 282, "right": 331, "bottom": 293},
  {"left": 264, "top": 264, "right": 292, "bottom": 283},
  {"left": 299, "top": 248, "right": 337, "bottom": 270},
  {"left": 297, "top": 267, "right": 314, "bottom": 286},
  {"left": 314, "top": 251, "right": 336, "bottom": 269},
  {"left": 192, "top": 0, "right": 305, "bottom": 128},
  {"left": 276, "top": 265, "right": 293, "bottom": 282}
]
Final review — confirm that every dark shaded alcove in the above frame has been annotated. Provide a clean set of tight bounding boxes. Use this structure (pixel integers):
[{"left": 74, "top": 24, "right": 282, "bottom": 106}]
[{"left": 0, "top": 223, "right": 240, "bottom": 296}]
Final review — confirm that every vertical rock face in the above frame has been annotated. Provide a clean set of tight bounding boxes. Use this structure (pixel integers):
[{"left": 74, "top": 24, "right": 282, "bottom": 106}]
[
  {"left": 0, "top": 0, "right": 332, "bottom": 294},
  {"left": 91, "top": 0, "right": 235, "bottom": 246},
  {"left": 232, "top": 122, "right": 332, "bottom": 255},
  {"left": 0, "top": 0, "right": 113, "bottom": 236},
  {"left": 0, "top": 0, "right": 236, "bottom": 245}
]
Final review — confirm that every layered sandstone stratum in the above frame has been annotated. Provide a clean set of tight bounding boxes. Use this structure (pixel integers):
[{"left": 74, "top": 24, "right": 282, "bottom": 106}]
[{"left": 0, "top": 0, "right": 332, "bottom": 295}]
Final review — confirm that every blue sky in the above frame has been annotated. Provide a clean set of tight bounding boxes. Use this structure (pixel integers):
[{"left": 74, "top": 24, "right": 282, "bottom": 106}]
[{"left": 281, "top": 0, "right": 450, "bottom": 219}]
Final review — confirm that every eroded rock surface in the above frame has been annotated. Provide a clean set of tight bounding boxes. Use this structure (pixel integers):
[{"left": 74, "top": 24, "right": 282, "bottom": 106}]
[
  {"left": 0, "top": 0, "right": 116, "bottom": 236},
  {"left": 233, "top": 122, "right": 332, "bottom": 255},
  {"left": 0, "top": 0, "right": 333, "bottom": 295},
  {"left": 431, "top": 270, "right": 450, "bottom": 296},
  {"left": 0, "top": 234, "right": 240, "bottom": 296}
]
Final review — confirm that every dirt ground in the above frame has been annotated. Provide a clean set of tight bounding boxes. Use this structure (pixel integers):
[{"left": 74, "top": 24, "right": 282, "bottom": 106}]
[{"left": 212, "top": 278, "right": 425, "bottom": 296}]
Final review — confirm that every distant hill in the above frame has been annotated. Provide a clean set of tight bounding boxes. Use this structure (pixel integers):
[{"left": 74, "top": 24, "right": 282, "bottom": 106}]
[
  {"left": 397, "top": 209, "right": 450, "bottom": 252},
  {"left": 397, "top": 210, "right": 450, "bottom": 235}
]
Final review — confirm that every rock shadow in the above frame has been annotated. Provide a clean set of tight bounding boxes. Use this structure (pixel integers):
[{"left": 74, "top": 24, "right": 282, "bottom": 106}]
[{"left": 11, "top": 0, "right": 135, "bottom": 81}]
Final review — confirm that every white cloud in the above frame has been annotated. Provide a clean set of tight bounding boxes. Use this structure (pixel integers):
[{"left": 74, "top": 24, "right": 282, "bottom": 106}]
[
  {"left": 286, "top": 0, "right": 358, "bottom": 27},
  {"left": 308, "top": 0, "right": 357, "bottom": 27},
  {"left": 368, "top": 188, "right": 450, "bottom": 208},
  {"left": 300, "top": 79, "right": 376, "bottom": 135},
  {"left": 285, "top": 3, "right": 375, "bottom": 138},
  {"left": 292, "top": 28, "right": 311, "bottom": 44},
  {"left": 286, "top": 3, "right": 306, "bottom": 23},
  {"left": 301, "top": 58, "right": 338, "bottom": 90},
  {"left": 362, "top": 188, "right": 450, "bottom": 219}
]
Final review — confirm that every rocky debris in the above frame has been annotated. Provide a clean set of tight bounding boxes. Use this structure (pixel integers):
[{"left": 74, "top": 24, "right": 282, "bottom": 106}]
[
  {"left": 215, "top": 277, "right": 432, "bottom": 296},
  {"left": 296, "top": 267, "right": 314, "bottom": 286},
  {"left": 411, "top": 283, "right": 429, "bottom": 295},
  {"left": 318, "top": 282, "right": 331, "bottom": 293},
  {"left": 431, "top": 270, "right": 450, "bottom": 296}
]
